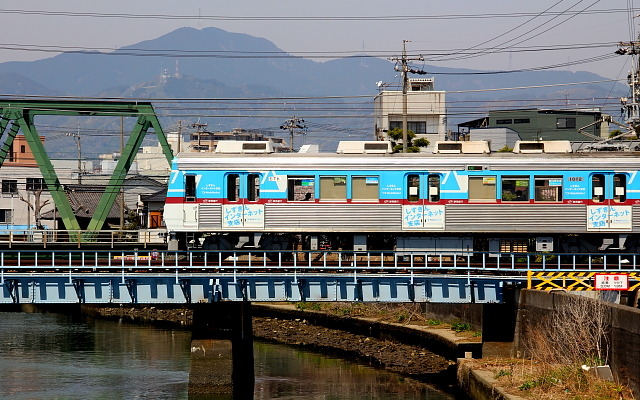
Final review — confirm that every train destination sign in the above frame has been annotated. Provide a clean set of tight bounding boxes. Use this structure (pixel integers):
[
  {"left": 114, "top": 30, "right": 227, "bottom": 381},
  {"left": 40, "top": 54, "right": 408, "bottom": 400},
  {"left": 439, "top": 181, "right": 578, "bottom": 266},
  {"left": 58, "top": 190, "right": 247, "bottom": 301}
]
[{"left": 594, "top": 273, "right": 629, "bottom": 291}]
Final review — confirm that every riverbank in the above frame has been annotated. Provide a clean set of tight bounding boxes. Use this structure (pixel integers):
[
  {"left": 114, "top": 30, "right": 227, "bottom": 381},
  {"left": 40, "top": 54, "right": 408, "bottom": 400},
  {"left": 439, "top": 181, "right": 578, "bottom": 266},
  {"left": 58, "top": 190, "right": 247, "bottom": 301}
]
[{"left": 82, "top": 303, "right": 466, "bottom": 378}]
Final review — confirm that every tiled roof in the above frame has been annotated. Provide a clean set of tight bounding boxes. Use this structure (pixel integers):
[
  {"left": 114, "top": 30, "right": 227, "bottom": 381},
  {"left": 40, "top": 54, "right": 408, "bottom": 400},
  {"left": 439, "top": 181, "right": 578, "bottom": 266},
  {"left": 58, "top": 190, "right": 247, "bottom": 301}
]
[{"left": 65, "top": 185, "right": 126, "bottom": 219}]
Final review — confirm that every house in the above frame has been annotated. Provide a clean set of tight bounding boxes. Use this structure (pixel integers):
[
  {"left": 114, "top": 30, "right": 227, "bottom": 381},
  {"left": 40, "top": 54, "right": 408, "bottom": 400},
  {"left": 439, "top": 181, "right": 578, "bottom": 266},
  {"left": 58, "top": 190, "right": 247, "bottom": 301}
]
[
  {"left": 374, "top": 78, "right": 447, "bottom": 150},
  {"left": 458, "top": 108, "right": 610, "bottom": 142},
  {"left": 0, "top": 135, "right": 63, "bottom": 230}
]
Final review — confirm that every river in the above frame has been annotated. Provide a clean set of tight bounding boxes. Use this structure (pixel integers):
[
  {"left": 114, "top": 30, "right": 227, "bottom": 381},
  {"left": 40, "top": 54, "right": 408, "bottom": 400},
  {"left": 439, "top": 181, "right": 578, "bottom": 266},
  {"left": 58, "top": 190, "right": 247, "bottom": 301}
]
[{"left": 0, "top": 311, "right": 461, "bottom": 399}]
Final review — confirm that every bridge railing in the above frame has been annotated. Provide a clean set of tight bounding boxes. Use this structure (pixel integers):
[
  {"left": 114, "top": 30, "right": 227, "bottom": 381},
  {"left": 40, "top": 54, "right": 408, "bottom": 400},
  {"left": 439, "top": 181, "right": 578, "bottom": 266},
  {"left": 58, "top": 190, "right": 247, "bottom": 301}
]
[
  {"left": 0, "top": 229, "right": 167, "bottom": 247},
  {"left": 0, "top": 249, "right": 637, "bottom": 272}
]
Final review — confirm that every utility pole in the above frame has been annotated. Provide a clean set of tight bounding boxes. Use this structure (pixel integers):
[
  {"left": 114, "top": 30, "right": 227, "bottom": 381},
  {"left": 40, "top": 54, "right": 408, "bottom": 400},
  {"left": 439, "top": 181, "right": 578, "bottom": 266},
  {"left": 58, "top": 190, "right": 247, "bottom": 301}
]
[
  {"left": 389, "top": 40, "right": 426, "bottom": 152},
  {"left": 192, "top": 121, "right": 208, "bottom": 149},
  {"left": 65, "top": 132, "right": 82, "bottom": 184},
  {"left": 280, "top": 116, "right": 306, "bottom": 151},
  {"left": 616, "top": 37, "right": 640, "bottom": 136}
]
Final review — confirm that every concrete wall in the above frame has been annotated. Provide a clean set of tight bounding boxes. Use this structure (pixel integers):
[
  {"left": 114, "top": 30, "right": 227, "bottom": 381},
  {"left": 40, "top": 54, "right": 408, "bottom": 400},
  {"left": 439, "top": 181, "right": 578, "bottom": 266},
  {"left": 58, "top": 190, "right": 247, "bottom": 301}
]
[{"left": 514, "top": 290, "right": 640, "bottom": 396}]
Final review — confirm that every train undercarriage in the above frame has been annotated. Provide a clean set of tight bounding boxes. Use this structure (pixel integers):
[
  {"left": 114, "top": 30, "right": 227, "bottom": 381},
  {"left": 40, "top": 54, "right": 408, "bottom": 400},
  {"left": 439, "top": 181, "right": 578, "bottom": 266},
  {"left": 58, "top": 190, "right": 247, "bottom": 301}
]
[{"left": 171, "top": 231, "right": 640, "bottom": 257}]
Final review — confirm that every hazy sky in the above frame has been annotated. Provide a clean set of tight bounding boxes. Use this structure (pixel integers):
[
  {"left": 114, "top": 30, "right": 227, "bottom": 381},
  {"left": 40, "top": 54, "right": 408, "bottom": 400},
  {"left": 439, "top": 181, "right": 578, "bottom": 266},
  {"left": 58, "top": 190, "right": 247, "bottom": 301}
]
[{"left": 0, "top": 0, "right": 637, "bottom": 80}]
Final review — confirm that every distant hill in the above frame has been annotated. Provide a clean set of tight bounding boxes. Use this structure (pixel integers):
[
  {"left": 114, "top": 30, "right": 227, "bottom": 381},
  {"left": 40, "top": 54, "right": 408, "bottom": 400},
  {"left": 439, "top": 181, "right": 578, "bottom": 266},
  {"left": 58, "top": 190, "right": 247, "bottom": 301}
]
[
  {"left": 0, "top": 26, "right": 629, "bottom": 154},
  {"left": 0, "top": 27, "right": 626, "bottom": 98}
]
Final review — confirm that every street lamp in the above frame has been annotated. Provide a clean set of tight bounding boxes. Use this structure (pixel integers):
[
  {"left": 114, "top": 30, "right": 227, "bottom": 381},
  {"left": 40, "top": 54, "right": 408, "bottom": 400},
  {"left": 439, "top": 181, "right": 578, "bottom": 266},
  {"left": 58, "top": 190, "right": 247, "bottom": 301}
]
[{"left": 66, "top": 132, "right": 82, "bottom": 184}]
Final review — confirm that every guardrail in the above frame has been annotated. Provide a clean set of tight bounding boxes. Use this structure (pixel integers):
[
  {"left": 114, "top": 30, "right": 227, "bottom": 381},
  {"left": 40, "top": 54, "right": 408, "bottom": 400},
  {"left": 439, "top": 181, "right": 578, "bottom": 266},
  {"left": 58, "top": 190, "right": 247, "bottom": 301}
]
[
  {"left": 0, "top": 229, "right": 167, "bottom": 247},
  {"left": 0, "top": 249, "right": 638, "bottom": 272}
]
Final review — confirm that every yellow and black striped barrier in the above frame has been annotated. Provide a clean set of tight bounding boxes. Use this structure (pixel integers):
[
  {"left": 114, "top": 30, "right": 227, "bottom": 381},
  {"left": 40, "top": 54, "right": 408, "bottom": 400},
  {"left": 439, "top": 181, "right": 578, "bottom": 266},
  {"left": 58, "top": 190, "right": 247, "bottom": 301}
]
[{"left": 527, "top": 271, "right": 640, "bottom": 291}]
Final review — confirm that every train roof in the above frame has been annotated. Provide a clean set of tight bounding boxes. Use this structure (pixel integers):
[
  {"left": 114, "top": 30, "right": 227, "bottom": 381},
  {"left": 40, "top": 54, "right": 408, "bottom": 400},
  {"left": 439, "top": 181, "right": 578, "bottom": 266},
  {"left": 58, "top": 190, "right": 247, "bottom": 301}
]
[{"left": 173, "top": 147, "right": 640, "bottom": 171}]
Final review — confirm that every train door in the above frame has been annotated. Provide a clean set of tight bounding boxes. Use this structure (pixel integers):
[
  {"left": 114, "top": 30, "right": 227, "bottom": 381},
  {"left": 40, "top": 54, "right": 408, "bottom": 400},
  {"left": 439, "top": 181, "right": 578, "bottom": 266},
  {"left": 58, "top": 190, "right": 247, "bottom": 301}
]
[
  {"left": 222, "top": 173, "right": 265, "bottom": 228},
  {"left": 402, "top": 173, "right": 444, "bottom": 230},
  {"left": 588, "top": 173, "right": 631, "bottom": 231},
  {"left": 183, "top": 174, "right": 199, "bottom": 228}
]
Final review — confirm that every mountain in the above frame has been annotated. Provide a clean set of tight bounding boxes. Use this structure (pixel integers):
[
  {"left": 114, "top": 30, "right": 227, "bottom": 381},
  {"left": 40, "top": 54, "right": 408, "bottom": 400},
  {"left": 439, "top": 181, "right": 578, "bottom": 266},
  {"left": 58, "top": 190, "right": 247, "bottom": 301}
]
[
  {"left": 0, "top": 27, "right": 629, "bottom": 154},
  {"left": 0, "top": 27, "right": 626, "bottom": 98}
]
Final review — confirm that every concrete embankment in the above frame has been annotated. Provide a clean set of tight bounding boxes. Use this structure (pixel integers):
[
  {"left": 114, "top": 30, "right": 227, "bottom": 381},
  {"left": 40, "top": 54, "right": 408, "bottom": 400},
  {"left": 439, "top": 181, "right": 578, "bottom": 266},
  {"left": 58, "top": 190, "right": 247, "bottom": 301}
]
[{"left": 456, "top": 360, "right": 526, "bottom": 400}]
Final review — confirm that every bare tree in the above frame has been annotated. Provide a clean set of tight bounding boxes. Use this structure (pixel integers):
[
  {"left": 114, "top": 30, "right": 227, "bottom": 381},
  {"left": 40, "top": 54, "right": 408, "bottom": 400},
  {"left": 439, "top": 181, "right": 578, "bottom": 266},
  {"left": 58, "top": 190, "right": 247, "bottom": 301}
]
[
  {"left": 525, "top": 292, "right": 611, "bottom": 366},
  {"left": 18, "top": 189, "right": 51, "bottom": 229}
]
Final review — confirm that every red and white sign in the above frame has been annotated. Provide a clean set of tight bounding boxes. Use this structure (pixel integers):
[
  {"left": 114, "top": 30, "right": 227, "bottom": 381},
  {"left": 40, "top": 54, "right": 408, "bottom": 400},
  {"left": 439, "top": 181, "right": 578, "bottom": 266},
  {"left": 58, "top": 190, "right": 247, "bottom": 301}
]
[{"left": 594, "top": 273, "right": 629, "bottom": 291}]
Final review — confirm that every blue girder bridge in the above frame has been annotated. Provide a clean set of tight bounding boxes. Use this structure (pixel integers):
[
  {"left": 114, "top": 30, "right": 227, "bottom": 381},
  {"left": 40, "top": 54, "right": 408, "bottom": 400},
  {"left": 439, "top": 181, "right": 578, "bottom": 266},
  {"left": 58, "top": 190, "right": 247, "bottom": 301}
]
[{"left": 1, "top": 250, "right": 638, "bottom": 304}]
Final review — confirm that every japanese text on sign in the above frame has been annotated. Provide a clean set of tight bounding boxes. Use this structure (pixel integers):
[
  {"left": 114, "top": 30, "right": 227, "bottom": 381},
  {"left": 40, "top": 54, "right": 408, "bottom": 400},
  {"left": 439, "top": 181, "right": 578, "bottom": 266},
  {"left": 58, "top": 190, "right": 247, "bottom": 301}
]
[{"left": 594, "top": 273, "right": 629, "bottom": 290}]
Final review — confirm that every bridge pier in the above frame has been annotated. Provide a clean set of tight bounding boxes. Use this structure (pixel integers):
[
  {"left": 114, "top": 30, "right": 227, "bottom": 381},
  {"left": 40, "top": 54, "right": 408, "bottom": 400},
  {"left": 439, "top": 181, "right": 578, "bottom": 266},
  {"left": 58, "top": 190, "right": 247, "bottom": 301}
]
[{"left": 188, "top": 301, "right": 254, "bottom": 399}]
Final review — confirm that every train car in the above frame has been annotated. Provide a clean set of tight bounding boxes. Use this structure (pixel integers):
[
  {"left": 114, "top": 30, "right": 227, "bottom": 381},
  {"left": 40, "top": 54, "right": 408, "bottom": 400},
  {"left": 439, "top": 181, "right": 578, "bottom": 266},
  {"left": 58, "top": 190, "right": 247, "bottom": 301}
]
[{"left": 164, "top": 140, "right": 640, "bottom": 255}]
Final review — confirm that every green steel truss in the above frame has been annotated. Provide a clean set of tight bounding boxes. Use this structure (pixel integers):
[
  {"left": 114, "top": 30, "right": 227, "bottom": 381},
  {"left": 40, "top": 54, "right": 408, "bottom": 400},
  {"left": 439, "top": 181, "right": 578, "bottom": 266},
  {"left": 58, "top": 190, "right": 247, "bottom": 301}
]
[{"left": 0, "top": 100, "right": 173, "bottom": 231}]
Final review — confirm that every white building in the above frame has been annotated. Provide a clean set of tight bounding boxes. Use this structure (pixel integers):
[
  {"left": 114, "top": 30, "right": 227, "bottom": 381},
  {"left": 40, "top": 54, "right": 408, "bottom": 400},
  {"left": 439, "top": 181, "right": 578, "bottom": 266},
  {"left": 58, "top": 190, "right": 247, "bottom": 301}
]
[
  {"left": 374, "top": 78, "right": 447, "bottom": 150},
  {"left": 0, "top": 135, "right": 75, "bottom": 230}
]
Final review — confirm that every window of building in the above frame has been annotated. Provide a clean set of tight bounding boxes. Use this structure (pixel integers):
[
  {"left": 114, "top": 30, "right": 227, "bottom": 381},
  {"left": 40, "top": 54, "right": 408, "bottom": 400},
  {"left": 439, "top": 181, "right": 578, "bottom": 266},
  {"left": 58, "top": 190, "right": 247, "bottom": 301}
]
[
  {"left": 1, "top": 180, "right": 17, "bottom": 195},
  {"left": 26, "top": 178, "right": 47, "bottom": 191},
  {"left": 185, "top": 175, "right": 197, "bottom": 202},
  {"left": 592, "top": 174, "right": 605, "bottom": 203},
  {"left": 192, "top": 145, "right": 210, "bottom": 151},
  {"left": 468, "top": 176, "right": 496, "bottom": 201},
  {"left": 0, "top": 209, "right": 12, "bottom": 223},
  {"left": 389, "top": 121, "right": 427, "bottom": 134},
  {"left": 226, "top": 174, "right": 239, "bottom": 201},
  {"left": 320, "top": 176, "right": 347, "bottom": 200},
  {"left": 614, "top": 174, "right": 627, "bottom": 203},
  {"left": 535, "top": 176, "right": 563, "bottom": 202},
  {"left": 247, "top": 174, "right": 260, "bottom": 202},
  {"left": 501, "top": 176, "right": 529, "bottom": 201},
  {"left": 428, "top": 174, "right": 440, "bottom": 202},
  {"left": 495, "top": 119, "right": 512, "bottom": 124},
  {"left": 352, "top": 176, "right": 379, "bottom": 201},
  {"left": 288, "top": 176, "right": 315, "bottom": 201},
  {"left": 407, "top": 174, "right": 420, "bottom": 202},
  {"left": 20, "top": 145, "right": 26, "bottom": 153},
  {"left": 514, "top": 118, "right": 530, "bottom": 124},
  {"left": 556, "top": 117, "right": 576, "bottom": 129}
]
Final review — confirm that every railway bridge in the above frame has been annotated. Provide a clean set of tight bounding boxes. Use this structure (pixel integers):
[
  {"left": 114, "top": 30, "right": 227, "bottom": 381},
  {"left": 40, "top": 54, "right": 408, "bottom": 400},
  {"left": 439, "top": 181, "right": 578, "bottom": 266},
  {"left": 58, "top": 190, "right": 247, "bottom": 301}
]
[
  {"left": 3, "top": 247, "right": 639, "bottom": 397},
  {"left": 1, "top": 248, "right": 639, "bottom": 304}
]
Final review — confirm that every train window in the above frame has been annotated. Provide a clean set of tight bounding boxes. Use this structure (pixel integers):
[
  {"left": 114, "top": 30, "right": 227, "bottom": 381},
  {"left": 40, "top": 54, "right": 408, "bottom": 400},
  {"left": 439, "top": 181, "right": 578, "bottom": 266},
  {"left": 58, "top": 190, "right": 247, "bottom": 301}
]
[
  {"left": 614, "top": 174, "right": 627, "bottom": 203},
  {"left": 320, "top": 176, "right": 347, "bottom": 200},
  {"left": 468, "top": 176, "right": 496, "bottom": 201},
  {"left": 247, "top": 174, "right": 260, "bottom": 202},
  {"left": 428, "top": 175, "right": 440, "bottom": 202},
  {"left": 288, "top": 176, "right": 315, "bottom": 201},
  {"left": 407, "top": 174, "right": 420, "bottom": 202},
  {"left": 501, "top": 176, "right": 529, "bottom": 201},
  {"left": 226, "top": 174, "right": 239, "bottom": 201},
  {"left": 185, "top": 175, "right": 197, "bottom": 202},
  {"left": 592, "top": 174, "right": 605, "bottom": 202},
  {"left": 352, "top": 176, "right": 379, "bottom": 201},
  {"left": 534, "top": 176, "right": 562, "bottom": 202}
]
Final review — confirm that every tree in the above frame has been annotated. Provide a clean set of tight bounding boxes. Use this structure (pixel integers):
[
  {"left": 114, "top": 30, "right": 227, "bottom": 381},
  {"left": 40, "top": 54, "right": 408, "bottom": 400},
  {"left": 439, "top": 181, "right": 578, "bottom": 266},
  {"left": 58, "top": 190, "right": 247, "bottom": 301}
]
[
  {"left": 386, "top": 127, "right": 430, "bottom": 153},
  {"left": 18, "top": 189, "right": 51, "bottom": 229},
  {"left": 609, "top": 129, "right": 622, "bottom": 139}
]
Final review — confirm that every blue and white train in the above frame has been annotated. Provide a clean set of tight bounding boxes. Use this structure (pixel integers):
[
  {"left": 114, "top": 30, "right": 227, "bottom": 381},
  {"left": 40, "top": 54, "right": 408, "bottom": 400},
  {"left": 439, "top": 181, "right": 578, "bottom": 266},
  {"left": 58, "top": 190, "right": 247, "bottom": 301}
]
[{"left": 164, "top": 140, "right": 640, "bottom": 255}]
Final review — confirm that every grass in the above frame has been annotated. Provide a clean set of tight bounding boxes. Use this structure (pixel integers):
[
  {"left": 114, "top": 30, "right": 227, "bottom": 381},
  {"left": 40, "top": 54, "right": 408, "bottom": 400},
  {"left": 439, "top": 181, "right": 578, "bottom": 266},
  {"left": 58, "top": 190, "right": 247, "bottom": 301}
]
[
  {"left": 292, "top": 302, "right": 482, "bottom": 340},
  {"left": 466, "top": 358, "right": 634, "bottom": 400}
]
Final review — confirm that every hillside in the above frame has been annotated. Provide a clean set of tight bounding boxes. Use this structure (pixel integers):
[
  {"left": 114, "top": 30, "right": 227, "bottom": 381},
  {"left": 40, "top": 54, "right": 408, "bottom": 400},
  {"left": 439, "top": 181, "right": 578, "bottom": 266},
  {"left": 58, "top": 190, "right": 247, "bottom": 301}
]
[{"left": 0, "top": 26, "right": 628, "bottom": 155}]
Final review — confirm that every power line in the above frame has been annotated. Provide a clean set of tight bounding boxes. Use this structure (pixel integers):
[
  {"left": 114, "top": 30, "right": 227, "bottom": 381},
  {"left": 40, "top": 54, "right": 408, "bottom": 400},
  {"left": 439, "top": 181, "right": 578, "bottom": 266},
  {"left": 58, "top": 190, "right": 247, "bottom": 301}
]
[{"left": 0, "top": 8, "right": 635, "bottom": 21}]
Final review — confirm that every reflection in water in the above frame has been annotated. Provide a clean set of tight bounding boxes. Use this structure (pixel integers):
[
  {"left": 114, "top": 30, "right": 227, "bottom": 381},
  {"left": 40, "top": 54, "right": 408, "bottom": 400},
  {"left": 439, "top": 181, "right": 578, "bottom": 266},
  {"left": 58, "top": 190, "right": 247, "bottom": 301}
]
[
  {"left": 253, "top": 341, "right": 455, "bottom": 400},
  {"left": 0, "top": 312, "right": 459, "bottom": 399}
]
